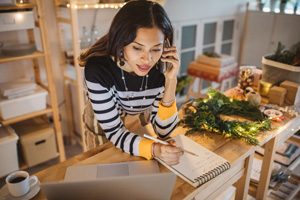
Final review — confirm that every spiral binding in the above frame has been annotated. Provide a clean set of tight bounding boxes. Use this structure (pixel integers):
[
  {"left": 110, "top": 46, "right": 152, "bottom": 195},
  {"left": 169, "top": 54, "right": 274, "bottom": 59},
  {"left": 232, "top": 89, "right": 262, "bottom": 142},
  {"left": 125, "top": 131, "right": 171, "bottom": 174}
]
[{"left": 194, "top": 161, "right": 231, "bottom": 186}]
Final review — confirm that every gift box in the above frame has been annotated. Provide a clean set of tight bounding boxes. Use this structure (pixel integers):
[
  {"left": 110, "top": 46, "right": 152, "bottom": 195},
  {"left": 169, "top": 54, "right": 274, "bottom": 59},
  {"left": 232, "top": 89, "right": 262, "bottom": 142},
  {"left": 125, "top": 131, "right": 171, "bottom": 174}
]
[
  {"left": 280, "top": 80, "right": 300, "bottom": 105},
  {"left": 187, "top": 61, "right": 239, "bottom": 82},
  {"left": 258, "top": 79, "right": 278, "bottom": 97},
  {"left": 253, "top": 68, "right": 262, "bottom": 87},
  {"left": 196, "top": 54, "right": 236, "bottom": 68},
  {"left": 268, "top": 86, "right": 287, "bottom": 106}
]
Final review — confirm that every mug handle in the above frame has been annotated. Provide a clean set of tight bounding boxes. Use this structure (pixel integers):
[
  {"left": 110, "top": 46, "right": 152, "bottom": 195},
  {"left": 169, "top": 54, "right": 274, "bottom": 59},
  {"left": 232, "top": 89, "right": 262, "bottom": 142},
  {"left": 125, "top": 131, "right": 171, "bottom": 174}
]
[{"left": 29, "top": 175, "right": 39, "bottom": 188}]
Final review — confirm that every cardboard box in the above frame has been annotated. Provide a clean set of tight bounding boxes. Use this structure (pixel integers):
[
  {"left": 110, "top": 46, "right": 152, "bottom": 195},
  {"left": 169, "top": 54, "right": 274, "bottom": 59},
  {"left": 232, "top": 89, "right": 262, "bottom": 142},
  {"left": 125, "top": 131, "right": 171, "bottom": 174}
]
[
  {"left": 280, "top": 80, "right": 300, "bottom": 105},
  {"left": 0, "top": 86, "right": 47, "bottom": 120},
  {"left": 0, "top": 126, "right": 19, "bottom": 177},
  {"left": 268, "top": 86, "right": 287, "bottom": 106},
  {"left": 12, "top": 118, "right": 58, "bottom": 167}
]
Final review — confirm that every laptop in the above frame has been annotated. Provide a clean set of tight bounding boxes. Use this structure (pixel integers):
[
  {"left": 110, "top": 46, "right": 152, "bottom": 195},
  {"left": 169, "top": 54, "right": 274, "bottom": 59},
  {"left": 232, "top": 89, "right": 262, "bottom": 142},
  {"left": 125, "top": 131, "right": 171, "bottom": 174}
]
[{"left": 40, "top": 160, "right": 177, "bottom": 200}]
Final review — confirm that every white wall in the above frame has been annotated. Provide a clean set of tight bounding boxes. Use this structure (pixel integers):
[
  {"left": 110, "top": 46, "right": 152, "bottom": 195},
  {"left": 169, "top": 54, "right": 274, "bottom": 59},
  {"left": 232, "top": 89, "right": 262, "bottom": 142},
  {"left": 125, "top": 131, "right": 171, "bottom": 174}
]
[{"left": 164, "top": 0, "right": 248, "bottom": 21}]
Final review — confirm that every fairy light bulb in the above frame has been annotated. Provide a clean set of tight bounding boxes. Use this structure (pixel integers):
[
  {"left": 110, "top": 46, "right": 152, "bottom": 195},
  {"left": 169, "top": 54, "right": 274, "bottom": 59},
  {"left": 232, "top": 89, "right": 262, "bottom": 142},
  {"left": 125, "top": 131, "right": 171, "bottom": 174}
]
[
  {"left": 95, "top": 4, "right": 99, "bottom": 8},
  {"left": 84, "top": 4, "right": 88, "bottom": 8},
  {"left": 66, "top": 3, "right": 70, "bottom": 7}
]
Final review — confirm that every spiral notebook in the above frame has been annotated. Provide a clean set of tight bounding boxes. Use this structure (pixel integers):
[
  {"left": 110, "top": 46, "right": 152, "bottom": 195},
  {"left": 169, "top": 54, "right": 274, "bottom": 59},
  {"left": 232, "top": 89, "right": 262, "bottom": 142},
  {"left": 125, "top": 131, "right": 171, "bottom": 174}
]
[{"left": 155, "top": 135, "right": 230, "bottom": 187}]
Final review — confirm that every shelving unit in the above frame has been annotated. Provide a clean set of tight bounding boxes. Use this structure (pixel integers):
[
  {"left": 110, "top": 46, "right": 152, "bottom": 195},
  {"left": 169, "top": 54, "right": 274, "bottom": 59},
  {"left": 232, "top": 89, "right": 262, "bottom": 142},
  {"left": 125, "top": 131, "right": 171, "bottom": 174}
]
[
  {"left": 0, "top": 1, "right": 66, "bottom": 163},
  {"left": 53, "top": 0, "right": 86, "bottom": 151},
  {"left": 248, "top": 135, "right": 300, "bottom": 199},
  {"left": 52, "top": 0, "right": 126, "bottom": 151}
]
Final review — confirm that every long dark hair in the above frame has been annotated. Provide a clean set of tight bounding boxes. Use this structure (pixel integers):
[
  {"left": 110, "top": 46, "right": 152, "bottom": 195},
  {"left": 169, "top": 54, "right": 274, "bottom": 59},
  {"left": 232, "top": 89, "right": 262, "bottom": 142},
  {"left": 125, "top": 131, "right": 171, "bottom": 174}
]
[{"left": 79, "top": 0, "right": 173, "bottom": 67}]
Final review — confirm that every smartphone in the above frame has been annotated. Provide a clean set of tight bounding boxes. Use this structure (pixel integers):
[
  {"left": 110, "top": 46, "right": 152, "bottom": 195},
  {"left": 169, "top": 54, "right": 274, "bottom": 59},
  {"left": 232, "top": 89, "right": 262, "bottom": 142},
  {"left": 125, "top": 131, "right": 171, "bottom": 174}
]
[{"left": 160, "top": 39, "right": 172, "bottom": 73}]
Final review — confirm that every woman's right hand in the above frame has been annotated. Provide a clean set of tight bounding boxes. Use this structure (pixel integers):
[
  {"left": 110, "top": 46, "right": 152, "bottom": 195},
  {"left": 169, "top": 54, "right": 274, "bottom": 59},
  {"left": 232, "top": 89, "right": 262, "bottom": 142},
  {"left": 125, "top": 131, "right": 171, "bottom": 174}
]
[{"left": 152, "top": 140, "right": 184, "bottom": 166}]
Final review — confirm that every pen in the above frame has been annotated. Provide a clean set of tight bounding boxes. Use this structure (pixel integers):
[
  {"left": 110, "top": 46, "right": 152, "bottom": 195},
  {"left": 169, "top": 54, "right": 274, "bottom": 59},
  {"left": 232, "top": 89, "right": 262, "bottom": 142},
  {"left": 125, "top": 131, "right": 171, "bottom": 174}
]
[{"left": 143, "top": 134, "right": 198, "bottom": 157}]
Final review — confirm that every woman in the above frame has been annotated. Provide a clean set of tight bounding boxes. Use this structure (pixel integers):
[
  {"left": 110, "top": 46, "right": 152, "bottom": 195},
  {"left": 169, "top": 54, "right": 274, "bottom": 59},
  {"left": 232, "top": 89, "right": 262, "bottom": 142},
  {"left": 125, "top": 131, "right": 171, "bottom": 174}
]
[{"left": 79, "top": 0, "right": 183, "bottom": 165}]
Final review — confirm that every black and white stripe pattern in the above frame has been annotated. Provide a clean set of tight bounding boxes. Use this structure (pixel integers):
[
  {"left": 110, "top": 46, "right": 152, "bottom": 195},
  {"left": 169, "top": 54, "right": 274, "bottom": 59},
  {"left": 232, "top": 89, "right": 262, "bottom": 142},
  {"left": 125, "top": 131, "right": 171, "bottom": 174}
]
[{"left": 84, "top": 56, "right": 178, "bottom": 157}]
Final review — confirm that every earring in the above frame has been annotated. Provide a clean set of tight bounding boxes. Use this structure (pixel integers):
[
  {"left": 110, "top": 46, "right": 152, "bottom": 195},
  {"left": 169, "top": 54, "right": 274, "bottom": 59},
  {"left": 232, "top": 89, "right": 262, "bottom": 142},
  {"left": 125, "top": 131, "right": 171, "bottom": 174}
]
[
  {"left": 120, "top": 59, "right": 125, "bottom": 66},
  {"left": 120, "top": 51, "right": 125, "bottom": 66},
  {"left": 155, "top": 62, "right": 159, "bottom": 70},
  {"left": 156, "top": 59, "right": 162, "bottom": 70}
]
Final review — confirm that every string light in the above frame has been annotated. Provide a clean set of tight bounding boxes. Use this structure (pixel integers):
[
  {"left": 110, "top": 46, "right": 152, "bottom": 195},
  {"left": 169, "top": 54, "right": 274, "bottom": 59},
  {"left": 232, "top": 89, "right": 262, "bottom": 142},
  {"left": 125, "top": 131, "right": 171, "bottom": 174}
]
[{"left": 70, "top": 3, "right": 126, "bottom": 9}]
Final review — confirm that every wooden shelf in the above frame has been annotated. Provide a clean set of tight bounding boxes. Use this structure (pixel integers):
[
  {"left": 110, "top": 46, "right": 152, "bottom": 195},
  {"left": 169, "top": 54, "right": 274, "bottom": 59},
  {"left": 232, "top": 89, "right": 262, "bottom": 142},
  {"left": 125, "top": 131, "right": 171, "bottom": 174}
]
[
  {"left": 0, "top": 0, "right": 66, "bottom": 163},
  {"left": 248, "top": 135, "right": 300, "bottom": 199},
  {"left": 0, "top": 107, "right": 53, "bottom": 126},
  {"left": 0, "top": 3, "right": 36, "bottom": 10},
  {"left": 0, "top": 51, "right": 45, "bottom": 64}
]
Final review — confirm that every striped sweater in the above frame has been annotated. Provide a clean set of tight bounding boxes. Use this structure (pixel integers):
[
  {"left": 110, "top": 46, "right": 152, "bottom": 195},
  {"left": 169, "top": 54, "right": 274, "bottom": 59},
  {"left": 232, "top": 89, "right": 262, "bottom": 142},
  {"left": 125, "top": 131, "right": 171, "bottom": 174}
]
[{"left": 84, "top": 56, "right": 178, "bottom": 160}]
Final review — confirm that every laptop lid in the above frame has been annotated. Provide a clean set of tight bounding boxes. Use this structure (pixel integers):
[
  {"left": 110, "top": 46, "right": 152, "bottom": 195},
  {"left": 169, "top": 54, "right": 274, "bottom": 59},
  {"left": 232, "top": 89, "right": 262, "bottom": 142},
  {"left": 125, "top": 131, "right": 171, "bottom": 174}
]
[
  {"left": 64, "top": 160, "right": 160, "bottom": 182},
  {"left": 40, "top": 172, "right": 177, "bottom": 200}
]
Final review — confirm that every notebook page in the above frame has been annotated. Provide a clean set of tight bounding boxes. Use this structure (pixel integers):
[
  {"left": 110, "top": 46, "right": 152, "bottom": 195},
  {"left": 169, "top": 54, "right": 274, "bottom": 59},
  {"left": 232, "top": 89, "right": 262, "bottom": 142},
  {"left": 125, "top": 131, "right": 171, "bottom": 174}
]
[{"left": 170, "top": 135, "right": 229, "bottom": 182}]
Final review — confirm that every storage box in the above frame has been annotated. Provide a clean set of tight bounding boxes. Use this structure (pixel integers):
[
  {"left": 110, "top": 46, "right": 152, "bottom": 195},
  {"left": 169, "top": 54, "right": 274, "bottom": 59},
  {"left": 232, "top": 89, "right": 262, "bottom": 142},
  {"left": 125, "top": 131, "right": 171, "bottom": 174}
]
[
  {"left": 0, "top": 125, "right": 19, "bottom": 177},
  {"left": 262, "top": 56, "right": 300, "bottom": 84},
  {"left": 0, "top": 0, "right": 16, "bottom": 6},
  {"left": 0, "top": 11, "right": 34, "bottom": 32},
  {"left": 12, "top": 118, "right": 58, "bottom": 167},
  {"left": 0, "top": 86, "right": 48, "bottom": 120},
  {"left": 280, "top": 80, "right": 300, "bottom": 105},
  {"left": 268, "top": 86, "right": 287, "bottom": 106}
]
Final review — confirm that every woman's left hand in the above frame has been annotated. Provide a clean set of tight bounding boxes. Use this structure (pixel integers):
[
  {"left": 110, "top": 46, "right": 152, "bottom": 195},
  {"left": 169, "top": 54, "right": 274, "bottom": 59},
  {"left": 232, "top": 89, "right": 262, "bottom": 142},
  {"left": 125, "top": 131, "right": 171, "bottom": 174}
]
[{"left": 161, "top": 46, "right": 180, "bottom": 80}]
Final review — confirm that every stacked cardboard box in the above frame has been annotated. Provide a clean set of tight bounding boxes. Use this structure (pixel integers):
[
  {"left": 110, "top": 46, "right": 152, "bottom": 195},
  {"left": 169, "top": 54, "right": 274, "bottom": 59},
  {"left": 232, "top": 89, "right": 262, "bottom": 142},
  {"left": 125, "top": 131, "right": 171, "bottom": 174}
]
[
  {"left": 187, "top": 54, "right": 239, "bottom": 82},
  {"left": 280, "top": 80, "right": 300, "bottom": 105},
  {"left": 269, "top": 86, "right": 287, "bottom": 106}
]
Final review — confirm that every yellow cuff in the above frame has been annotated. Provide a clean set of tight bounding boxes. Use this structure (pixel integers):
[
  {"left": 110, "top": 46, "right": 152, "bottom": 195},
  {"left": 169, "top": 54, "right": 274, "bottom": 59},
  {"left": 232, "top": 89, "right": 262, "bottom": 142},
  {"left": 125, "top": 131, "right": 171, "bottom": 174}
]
[
  {"left": 158, "top": 101, "right": 177, "bottom": 121},
  {"left": 139, "top": 139, "right": 155, "bottom": 160}
]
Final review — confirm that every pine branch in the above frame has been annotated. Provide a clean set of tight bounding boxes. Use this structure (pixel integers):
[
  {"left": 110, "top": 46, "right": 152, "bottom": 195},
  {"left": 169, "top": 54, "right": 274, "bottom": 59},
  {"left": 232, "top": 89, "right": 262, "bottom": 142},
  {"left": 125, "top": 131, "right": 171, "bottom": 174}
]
[{"left": 179, "top": 88, "right": 273, "bottom": 145}]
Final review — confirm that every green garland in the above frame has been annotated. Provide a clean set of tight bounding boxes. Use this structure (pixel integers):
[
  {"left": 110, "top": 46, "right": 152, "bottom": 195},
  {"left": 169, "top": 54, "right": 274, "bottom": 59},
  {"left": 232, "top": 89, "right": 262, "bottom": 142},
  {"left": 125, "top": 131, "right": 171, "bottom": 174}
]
[{"left": 179, "top": 88, "right": 272, "bottom": 145}]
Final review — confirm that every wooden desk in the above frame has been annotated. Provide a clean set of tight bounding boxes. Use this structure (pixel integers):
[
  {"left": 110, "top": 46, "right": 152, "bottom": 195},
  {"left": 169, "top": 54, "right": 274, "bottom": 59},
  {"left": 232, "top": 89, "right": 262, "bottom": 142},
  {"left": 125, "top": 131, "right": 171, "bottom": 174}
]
[{"left": 32, "top": 114, "right": 300, "bottom": 200}]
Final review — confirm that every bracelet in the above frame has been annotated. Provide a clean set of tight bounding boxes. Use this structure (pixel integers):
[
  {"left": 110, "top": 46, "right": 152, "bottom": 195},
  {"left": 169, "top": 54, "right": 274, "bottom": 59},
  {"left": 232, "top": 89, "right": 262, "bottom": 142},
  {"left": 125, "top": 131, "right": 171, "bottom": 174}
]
[
  {"left": 161, "top": 98, "right": 176, "bottom": 106},
  {"left": 152, "top": 143, "right": 157, "bottom": 157}
]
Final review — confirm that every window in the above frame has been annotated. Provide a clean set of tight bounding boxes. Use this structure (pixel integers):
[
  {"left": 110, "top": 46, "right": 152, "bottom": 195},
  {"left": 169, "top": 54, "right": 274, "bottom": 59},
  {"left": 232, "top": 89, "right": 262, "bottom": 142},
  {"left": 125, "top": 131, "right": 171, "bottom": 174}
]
[{"left": 177, "top": 21, "right": 201, "bottom": 76}]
